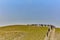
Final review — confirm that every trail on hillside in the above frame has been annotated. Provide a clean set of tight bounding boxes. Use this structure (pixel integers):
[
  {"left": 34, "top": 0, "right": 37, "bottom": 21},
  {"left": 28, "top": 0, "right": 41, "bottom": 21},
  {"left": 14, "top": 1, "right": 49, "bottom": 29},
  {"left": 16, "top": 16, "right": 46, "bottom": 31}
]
[
  {"left": 44, "top": 28, "right": 55, "bottom": 40},
  {"left": 49, "top": 29, "right": 55, "bottom": 40}
]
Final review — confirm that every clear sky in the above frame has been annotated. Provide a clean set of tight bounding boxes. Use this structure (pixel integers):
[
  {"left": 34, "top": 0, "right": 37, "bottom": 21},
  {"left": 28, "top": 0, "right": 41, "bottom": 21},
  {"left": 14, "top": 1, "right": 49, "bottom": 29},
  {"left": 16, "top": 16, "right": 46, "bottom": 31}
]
[{"left": 0, "top": 0, "right": 60, "bottom": 27}]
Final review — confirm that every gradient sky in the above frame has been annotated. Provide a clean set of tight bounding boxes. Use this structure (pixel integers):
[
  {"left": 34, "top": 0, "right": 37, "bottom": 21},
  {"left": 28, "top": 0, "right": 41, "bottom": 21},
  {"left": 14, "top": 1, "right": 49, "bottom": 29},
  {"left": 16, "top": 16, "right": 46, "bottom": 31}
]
[{"left": 0, "top": 0, "right": 60, "bottom": 27}]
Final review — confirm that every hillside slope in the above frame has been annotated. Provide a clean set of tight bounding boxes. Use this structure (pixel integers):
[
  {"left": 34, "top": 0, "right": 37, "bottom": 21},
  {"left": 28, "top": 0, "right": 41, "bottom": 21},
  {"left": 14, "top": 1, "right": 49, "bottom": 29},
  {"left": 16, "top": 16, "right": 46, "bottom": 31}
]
[
  {"left": 0, "top": 25, "right": 48, "bottom": 40},
  {"left": 55, "top": 28, "right": 60, "bottom": 40}
]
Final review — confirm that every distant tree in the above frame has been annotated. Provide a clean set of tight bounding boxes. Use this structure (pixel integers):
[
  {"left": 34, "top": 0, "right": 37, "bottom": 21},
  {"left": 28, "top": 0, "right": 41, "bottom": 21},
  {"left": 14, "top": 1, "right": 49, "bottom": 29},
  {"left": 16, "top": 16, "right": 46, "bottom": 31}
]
[
  {"left": 44, "top": 24, "right": 47, "bottom": 27},
  {"left": 39, "top": 24, "right": 41, "bottom": 26},
  {"left": 40, "top": 24, "right": 43, "bottom": 27},
  {"left": 31, "top": 24, "right": 34, "bottom": 26},
  {"left": 47, "top": 25, "right": 50, "bottom": 26},
  {"left": 30, "top": 24, "right": 38, "bottom": 26},
  {"left": 34, "top": 24, "right": 37, "bottom": 26},
  {"left": 27, "top": 24, "right": 30, "bottom": 26},
  {"left": 50, "top": 25, "right": 55, "bottom": 29}
]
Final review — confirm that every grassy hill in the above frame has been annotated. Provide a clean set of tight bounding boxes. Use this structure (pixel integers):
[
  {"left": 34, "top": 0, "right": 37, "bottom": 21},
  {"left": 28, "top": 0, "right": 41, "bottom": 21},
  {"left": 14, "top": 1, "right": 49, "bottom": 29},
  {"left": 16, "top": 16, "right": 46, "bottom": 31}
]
[
  {"left": 55, "top": 28, "right": 60, "bottom": 40},
  {"left": 0, "top": 25, "right": 48, "bottom": 40}
]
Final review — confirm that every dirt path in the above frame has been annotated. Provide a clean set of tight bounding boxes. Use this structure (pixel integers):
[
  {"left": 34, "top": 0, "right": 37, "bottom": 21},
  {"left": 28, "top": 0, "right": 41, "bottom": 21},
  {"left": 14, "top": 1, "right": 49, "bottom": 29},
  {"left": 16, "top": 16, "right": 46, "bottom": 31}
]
[
  {"left": 49, "top": 29, "right": 55, "bottom": 40},
  {"left": 44, "top": 35, "right": 48, "bottom": 40},
  {"left": 44, "top": 28, "right": 55, "bottom": 40}
]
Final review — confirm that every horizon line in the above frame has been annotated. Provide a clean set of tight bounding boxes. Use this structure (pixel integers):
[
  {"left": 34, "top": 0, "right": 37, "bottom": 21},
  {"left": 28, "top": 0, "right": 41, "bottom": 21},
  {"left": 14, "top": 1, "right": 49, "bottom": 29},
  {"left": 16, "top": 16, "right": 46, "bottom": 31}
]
[{"left": 0, "top": 23, "right": 59, "bottom": 28}]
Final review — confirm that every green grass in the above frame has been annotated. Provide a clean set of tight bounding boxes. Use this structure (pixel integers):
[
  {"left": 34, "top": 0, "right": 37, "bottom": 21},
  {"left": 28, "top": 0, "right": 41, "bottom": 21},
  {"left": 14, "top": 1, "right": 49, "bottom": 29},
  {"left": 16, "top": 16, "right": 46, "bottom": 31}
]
[
  {"left": 55, "top": 28, "right": 60, "bottom": 40},
  {"left": 55, "top": 28, "right": 60, "bottom": 33},
  {"left": 0, "top": 25, "right": 48, "bottom": 40}
]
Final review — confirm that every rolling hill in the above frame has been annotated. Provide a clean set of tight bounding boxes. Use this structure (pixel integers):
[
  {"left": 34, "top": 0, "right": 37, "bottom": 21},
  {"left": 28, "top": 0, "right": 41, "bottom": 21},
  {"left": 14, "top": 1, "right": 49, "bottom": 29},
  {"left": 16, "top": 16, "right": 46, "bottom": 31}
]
[
  {"left": 0, "top": 25, "right": 48, "bottom": 40},
  {"left": 55, "top": 28, "right": 60, "bottom": 40}
]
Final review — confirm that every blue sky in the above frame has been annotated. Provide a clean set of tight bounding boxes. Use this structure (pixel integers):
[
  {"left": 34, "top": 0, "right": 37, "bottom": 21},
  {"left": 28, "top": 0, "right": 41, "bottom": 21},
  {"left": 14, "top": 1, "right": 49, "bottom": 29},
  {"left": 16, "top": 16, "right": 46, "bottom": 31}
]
[{"left": 0, "top": 0, "right": 60, "bottom": 27}]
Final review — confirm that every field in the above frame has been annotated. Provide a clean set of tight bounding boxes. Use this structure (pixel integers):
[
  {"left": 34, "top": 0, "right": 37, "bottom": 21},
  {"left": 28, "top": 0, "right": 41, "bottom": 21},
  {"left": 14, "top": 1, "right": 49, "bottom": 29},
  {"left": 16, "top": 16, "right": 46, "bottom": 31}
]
[
  {"left": 0, "top": 25, "right": 48, "bottom": 40},
  {"left": 55, "top": 28, "right": 60, "bottom": 40}
]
